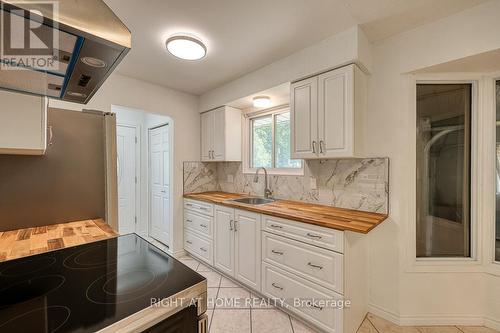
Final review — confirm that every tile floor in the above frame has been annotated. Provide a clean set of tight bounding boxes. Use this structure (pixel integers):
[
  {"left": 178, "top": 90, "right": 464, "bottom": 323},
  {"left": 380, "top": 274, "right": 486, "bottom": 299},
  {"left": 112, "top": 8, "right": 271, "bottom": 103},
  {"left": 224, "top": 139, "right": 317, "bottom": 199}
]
[{"left": 178, "top": 255, "right": 499, "bottom": 333}]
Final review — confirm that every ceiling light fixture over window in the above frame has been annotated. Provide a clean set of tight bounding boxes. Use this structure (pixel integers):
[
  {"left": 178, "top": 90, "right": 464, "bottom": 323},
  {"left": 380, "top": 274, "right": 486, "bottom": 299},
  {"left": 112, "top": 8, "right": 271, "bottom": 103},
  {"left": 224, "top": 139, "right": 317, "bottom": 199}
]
[
  {"left": 253, "top": 96, "right": 272, "bottom": 108},
  {"left": 165, "top": 35, "right": 207, "bottom": 60}
]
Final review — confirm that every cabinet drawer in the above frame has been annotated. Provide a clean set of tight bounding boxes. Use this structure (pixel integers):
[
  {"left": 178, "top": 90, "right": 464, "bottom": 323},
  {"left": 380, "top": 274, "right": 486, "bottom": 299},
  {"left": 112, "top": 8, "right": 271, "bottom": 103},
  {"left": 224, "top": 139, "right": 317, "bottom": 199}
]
[
  {"left": 262, "top": 215, "right": 344, "bottom": 253},
  {"left": 185, "top": 210, "right": 213, "bottom": 238},
  {"left": 262, "top": 263, "right": 343, "bottom": 333},
  {"left": 263, "top": 232, "right": 343, "bottom": 294},
  {"left": 184, "top": 230, "right": 213, "bottom": 265},
  {"left": 184, "top": 199, "right": 214, "bottom": 217}
]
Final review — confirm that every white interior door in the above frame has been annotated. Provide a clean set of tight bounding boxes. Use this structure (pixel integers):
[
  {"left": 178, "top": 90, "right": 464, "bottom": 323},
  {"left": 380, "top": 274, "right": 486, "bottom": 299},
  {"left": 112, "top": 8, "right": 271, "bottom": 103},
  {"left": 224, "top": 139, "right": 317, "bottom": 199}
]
[
  {"left": 149, "top": 124, "right": 170, "bottom": 246},
  {"left": 116, "top": 125, "right": 138, "bottom": 235}
]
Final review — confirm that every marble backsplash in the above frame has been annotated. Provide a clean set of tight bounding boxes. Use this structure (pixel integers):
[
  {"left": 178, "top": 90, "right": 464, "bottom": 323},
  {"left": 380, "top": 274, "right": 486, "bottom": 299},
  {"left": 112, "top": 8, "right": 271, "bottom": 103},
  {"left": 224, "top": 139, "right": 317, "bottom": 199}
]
[{"left": 183, "top": 159, "right": 389, "bottom": 214}]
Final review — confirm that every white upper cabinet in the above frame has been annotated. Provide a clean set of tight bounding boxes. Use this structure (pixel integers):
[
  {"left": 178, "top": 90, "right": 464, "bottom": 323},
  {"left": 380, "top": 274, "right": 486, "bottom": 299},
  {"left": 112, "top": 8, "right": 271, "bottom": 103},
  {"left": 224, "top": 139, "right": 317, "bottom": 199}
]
[
  {"left": 200, "top": 111, "right": 213, "bottom": 161},
  {"left": 291, "top": 64, "right": 366, "bottom": 159},
  {"left": 0, "top": 90, "right": 48, "bottom": 155},
  {"left": 200, "top": 106, "right": 242, "bottom": 162},
  {"left": 290, "top": 76, "right": 318, "bottom": 159}
]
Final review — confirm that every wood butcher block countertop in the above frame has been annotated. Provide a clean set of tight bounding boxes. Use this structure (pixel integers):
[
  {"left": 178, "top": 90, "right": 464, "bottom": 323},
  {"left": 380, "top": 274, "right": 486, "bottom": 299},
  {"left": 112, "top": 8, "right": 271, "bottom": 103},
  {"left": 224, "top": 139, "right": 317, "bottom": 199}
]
[{"left": 184, "top": 192, "right": 388, "bottom": 234}]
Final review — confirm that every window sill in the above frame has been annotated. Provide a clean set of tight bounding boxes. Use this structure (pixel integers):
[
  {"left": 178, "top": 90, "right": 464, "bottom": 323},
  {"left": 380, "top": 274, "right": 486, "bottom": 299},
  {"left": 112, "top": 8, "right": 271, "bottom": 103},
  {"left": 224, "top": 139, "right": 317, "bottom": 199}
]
[
  {"left": 486, "top": 261, "right": 500, "bottom": 277},
  {"left": 405, "top": 257, "right": 484, "bottom": 273},
  {"left": 242, "top": 167, "right": 305, "bottom": 176}
]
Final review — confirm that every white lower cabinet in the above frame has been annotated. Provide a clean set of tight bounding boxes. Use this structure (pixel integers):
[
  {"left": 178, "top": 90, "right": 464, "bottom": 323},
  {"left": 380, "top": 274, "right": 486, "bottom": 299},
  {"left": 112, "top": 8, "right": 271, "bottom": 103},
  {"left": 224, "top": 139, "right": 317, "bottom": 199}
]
[
  {"left": 184, "top": 200, "right": 214, "bottom": 266},
  {"left": 184, "top": 230, "right": 212, "bottom": 264},
  {"left": 212, "top": 205, "right": 261, "bottom": 291},
  {"left": 262, "top": 262, "right": 343, "bottom": 333},
  {"left": 213, "top": 205, "right": 235, "bottom": 276},
  {"left": 262, "top": 232, "right": 344, "bottom": 294},
  {"left": 184, "top": 200, "right": 368, "bottom": 333},
  {"left": 234, "top": 209, "right": 261, "bottom": 291}
]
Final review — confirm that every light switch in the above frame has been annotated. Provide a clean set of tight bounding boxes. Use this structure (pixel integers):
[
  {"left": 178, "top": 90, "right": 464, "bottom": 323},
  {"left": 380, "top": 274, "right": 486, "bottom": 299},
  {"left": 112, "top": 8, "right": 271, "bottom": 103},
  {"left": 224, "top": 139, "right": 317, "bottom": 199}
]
[{"left": 310, "top": 177, "right": 317, "bottom": 190}]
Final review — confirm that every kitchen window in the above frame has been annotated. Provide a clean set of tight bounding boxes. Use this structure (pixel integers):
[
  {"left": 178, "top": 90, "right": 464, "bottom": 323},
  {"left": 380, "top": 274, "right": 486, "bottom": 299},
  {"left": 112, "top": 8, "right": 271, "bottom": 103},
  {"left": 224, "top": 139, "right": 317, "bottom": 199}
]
[
  {"left": 246, "top": 108, "right": 302, "bottom": 174},
  {"left": 416, "top": 83, "right": 473, "bottom": 258}
]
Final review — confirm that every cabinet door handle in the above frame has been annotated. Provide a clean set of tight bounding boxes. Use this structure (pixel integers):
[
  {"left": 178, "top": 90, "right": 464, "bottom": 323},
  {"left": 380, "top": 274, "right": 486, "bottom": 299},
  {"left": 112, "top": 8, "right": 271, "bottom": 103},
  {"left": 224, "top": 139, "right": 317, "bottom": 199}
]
[
  {"left": 269, "top": 224, "right": 282, "bottom": 229},
  {"left": 234, "top": 220, "right": 238, "bottom": 232},
  {"left": 229, "top": 220, "right": 234, "bottom": 231},
  {"left": 271, "top": 250, "right": 284, "bottom": 255},
  {"left": 271, "top": 282, "right": 283, "bottom": 290},
  {"left": 200, "top": 207, "right": 209, "bottom": 211},
  {"left": 186, "top": 219, "right": 193, "bottom": 223},
  {"left": 200, "top": 247, "right": 207, "bottom": 252},
  {"left": 319, "top": 140, "right": 325, "bottom": 154},
  {"left": 306, "top": 233, "right": 322, "bottom": 239},
  {"left": 312, "top": 141, "right": 317, "bottom": 154},
  {"left": 186, "top": 203, "right": 193, "bottom": 207},
  {"left": 200, "top": 224, "right": 208, "bottom": 228},
  {"left": 307, "top": 262, "right": 323, "bottom": 270},
  {"left": 186, "top": 240, "right": 192, "bottom": 245}
]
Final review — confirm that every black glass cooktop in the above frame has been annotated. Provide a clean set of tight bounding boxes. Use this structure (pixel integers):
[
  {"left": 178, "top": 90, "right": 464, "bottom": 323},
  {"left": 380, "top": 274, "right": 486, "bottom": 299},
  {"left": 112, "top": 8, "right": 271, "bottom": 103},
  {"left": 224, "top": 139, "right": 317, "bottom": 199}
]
[{"left": 0, "top": 234, "right": 205, "bottom": 332}]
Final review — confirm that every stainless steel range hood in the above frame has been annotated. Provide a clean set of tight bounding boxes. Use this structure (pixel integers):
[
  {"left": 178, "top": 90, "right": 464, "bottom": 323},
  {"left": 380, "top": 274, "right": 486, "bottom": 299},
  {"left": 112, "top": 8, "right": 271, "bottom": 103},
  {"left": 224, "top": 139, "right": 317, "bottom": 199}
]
[{"left": 0, "top": 0, "right": 131, "bottom": 104}]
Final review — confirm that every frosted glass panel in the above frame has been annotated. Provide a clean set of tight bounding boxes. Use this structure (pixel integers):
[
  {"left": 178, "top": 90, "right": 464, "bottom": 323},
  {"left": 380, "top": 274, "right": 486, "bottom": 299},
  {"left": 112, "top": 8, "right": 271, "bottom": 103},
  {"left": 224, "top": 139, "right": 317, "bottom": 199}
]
[{"left": 416, "top": 84, "right": 472, "bottom": 258}]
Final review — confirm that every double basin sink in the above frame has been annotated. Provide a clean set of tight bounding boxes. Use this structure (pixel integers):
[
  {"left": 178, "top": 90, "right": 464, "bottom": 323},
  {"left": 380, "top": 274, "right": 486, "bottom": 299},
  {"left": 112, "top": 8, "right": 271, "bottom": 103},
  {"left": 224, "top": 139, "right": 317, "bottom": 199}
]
[{"left": 231, "top": 197, "right": 275, "bottom": 205}]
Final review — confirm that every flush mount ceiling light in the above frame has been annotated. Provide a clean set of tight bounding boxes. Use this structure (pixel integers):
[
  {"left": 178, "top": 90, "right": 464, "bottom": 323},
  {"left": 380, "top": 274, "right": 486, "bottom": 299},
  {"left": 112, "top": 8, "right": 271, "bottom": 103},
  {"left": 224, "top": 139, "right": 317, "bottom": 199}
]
[
  {"left": 165, "top": 35, "right": 207, "bottom": 60},
  {"left": 253, "top": 96, "right": 272, "bottom": 108}
]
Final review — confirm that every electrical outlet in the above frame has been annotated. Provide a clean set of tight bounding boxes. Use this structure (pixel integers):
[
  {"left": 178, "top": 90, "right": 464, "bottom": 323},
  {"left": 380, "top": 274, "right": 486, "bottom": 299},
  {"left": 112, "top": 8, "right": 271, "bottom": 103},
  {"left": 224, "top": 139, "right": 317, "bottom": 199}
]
[
  {"left": 227, "top": 175, "right": 234, "bottom": 183},
  {"left": 310, "top": 177, "right": 317, "bottom": 190}
]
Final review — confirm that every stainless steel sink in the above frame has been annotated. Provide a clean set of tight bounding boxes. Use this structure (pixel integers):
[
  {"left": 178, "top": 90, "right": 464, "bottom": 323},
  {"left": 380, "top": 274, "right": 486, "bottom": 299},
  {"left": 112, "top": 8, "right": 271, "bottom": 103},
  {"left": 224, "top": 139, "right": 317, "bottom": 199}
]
[{"left": 231, "top": 197, "right": 275, "bottom": 205}]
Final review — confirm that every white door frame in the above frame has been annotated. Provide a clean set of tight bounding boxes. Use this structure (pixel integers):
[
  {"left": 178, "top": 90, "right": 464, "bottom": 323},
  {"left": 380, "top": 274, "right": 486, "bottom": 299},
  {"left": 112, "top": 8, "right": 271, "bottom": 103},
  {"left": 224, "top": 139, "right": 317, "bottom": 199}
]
[
  {"left": 116, "top": 123, "right": 141, "bottom": 234},
  {"left": 148, "top": 122, "right": 172, "bottom": 248}
]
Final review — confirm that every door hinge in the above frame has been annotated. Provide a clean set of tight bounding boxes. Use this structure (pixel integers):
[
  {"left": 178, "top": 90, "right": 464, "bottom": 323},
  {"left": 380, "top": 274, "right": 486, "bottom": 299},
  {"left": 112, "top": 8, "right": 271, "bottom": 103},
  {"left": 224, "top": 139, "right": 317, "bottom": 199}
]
[
  {"left": 135, "top": 136, "right": 138, "bottom": 144},
  {"left": 135, "top": 176, "right": 137, "bottom": 184},
  {"left": 134, "top": 216, "right": 137, "bottom": 224}
]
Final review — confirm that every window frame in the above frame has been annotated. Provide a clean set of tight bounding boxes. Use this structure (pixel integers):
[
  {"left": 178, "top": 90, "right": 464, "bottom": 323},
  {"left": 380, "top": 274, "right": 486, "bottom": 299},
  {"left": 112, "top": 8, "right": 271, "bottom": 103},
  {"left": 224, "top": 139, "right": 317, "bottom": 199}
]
[
  {"left": 488, "top": 73, "right": 500, "bottom": 273},
  {"left": 243, "top": 105, "right": 304, "bottom": 176},
  {"left": 406, "top": 74, "right": 482, "bottom": 273}
]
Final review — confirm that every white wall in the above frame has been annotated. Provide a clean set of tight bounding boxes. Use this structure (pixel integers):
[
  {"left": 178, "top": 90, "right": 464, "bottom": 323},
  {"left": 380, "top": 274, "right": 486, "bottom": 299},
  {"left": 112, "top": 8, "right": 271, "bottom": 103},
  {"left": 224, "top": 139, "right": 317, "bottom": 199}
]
[
  {"left": 199, "top": 26, "right": 371, "bottom": 112},
  {"left": 365, "top": 0, "right": 500, "bottom": 327},
  {"left": 50, "top": 73, "right": 200, "bottom": 255}
]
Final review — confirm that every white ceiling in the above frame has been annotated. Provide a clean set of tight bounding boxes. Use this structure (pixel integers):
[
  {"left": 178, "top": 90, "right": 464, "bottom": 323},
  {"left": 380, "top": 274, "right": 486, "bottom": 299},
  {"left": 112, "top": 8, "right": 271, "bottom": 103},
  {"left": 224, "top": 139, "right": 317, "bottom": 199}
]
[
  {"left": 229, "top": 82, "right": 290, "bottom": 113},
  {"left": 104, "top": 0, "right": 491, "bottom": 96}
]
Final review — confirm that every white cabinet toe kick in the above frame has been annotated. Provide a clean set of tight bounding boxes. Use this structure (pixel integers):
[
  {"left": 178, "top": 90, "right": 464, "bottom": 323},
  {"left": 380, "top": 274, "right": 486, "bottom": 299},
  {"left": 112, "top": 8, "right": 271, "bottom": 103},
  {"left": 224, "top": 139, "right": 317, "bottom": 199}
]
[{"left": 183, "top": 199, "right": 369, "bottom": 333}]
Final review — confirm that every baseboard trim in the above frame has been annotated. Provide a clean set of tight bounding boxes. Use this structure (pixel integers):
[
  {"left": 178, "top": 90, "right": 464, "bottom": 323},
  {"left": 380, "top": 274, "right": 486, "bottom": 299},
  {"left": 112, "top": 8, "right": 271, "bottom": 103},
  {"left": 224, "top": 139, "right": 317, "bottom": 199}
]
[
  {"left": 367, "top": 303, "right": 401, "bottom": 325},
  {"left": 172, "top": 249, "right": 187, "bottom": 258},
  {"left": 368, "top": 302, "right": 494, "bottom": 328},
  {"left": 398, "top": 314, "right": 484, "bottom": 326},
  {"left": 485, "top": 316, "right": 500, "bottom": 331}
]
